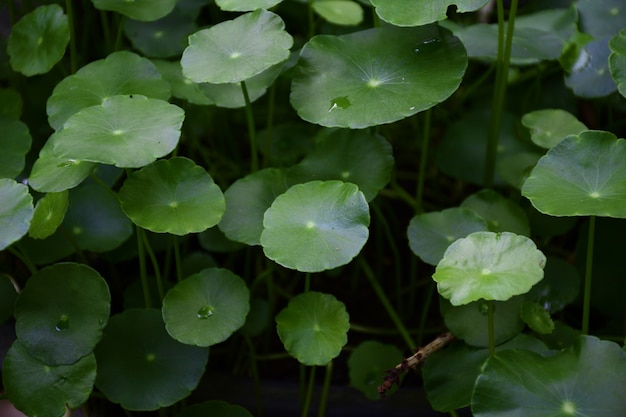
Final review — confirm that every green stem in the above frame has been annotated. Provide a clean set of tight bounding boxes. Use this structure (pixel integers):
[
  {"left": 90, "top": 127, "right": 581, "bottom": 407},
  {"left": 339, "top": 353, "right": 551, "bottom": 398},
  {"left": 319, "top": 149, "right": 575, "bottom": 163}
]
[
  {"left": 304, "top": 272, "right": 311, "bottom": 292},
  {"left": 416, "top": 281, "right": 435, "bottom": 346},
  {"left": 301, "top": 366, "right": 316, "bottom": 417},
  {"left": 416, "top": 108, "right": 432, "bottom": 214},
  {"left": 317, "top": 361, "right": 333, "bottom": 417},
  {"left": 359, "top": 258, "right": 416, "bottom": 350},
  {"left": 7, "top": 246, "right": 38, "bottom": 275},
  {"left": 582, "top": 216, "right": 596, "bottom": 335},
  {"left": 449, "top": 410, "right": 460, "bottom": 417},
  {"left": 241, "top": 80, "right": 258, "bottom": 172},
  {"left": 99, "top": 10, "right": 111, "bottom": 52},
  {"left": 173, "top": 234, "right": 183, "bottom": 282},
  {"left": 307, "top": 0, "right": 315, "bottom": 39},
  {"left": 140, "top": 229, "right": 164, "bottom": 302},
  {"left": 484, "top": 0, "right": 519, "bottom": 188},
  {"left": 244, "top": 335, "right": 263, "bottom": 417},
  {"left": 114, "top": 14, "right": 126, "bottom": 51},
  {"left": 136, "top": 227, "right": 151, "bottom": 309},
  {"left": 488, "top": 300, "right": 495, "bottom": 357},
  {"left": 65, "top": 0, "right": 77, "bottom": 73}
]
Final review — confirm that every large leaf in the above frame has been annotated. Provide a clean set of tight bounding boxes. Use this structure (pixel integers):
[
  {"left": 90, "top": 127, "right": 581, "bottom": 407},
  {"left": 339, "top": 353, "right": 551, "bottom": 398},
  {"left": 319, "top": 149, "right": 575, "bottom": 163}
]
[
  {"left": 7, "top": 4, "right": 69, "bottom": 76},
  {"left": 119, "top": 157, "right": 225, "bottom": 235},
  {"left": 261, "top": 180, "right": 370, "bottom": 272},
  {"left": 522, "top": 130, "right": 626, "bottom": 218},
  {"left": 290, "top": 24, "right": 466, "bottom": 128},
  {"left": 433, "top": 231, "right": 547, "bottom": 306},
  {"left": 47, "top": 51, "right": 171, "bottom": 130},
  {"left": 371, "top": 0, "right": 488, "bottom": 26},
  {"left": 14, "top": 262, "right": 111, "bottom": 365},
  {"left": 181, "top": 9, "right": 293, "bottom": 84},
  {"left": 91, "top": 0, "right": 176, "bottom": 21},
  {"left": 0, "top": 179, "right": 33, "bottom": 250},
  {"left": 3, "top": 342, "right": 96, "bottom": 417},
  {"left": 275, "top": 291, "right": 349, "bottom": 366},
  {"left": 472, "top": 336, "right": 626, "bottom": 416},
  {"left": 49, "top": 95, "right": 184, "bottom": 168},
  {"left": 162, "top": 268, "right": 250, "bottom": 347},
  {"left": 95, "top": 309, "right": 209, "bottom": 410},
  {"left": 0, "top": 118, "right": 31, "bottom": 179},
  {"left": 609, "top": 28, "right": 626, "bottom": 98}
]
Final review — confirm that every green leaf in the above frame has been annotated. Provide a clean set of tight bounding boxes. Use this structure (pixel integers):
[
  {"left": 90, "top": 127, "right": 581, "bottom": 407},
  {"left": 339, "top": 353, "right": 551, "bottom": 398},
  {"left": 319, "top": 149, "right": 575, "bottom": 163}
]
[
  {"left": 151, "top": 59, "right": 212, "bottom": 105},
  {"left": 7, "top": 4, "right": 69, "bottom": 76},
  {"left": 95, "top": 309, "right": 209, "bottom": 411},
  {"left": 219, "top": 168, "right": 289, "bottom": 246},
  {"left": 440, "top": 296, "right": 525, "bottom": 347},
  {"left": 522, "top": 130, "right": 626, "bottom": 218},
  {"left": 433, "top": 231, "right": 546, "bottom": 306},
  {"left": 291, "top": 24, "right": 466, "bottom": 128},
  {"left": 215, "top": 0, "right": 283, "bottom": 12},
  {"left": 347, "top": 341, "right": 403, "bottom": 400},
  {"left": 119, "top": 157, "right": 225, "bottom": 235},
  {"left": 261, "top": 180, "right": 370, "bottom": 272},
  {"left": 565, "top": 39, "right": 618, "bottom": 98},
  {"left": 407, "top": 207, "right": 488, "bottom": 266},
  {"left": 28, "top": 191, "right": 69, "bottom": 239},
  {"left": 472, "top": 336, "right": 626, "bottom": 416},
  {"left": 576, "top": 0, "right": 626, "bottom": 40},
  {"left": 15, "top": 263, "right": 111, "bottom": 365},
  {"left": 2, "top": 342, "right": 96, "bottom": 417},
  {"left": 177, "top": 401, "right": 253, "bottom": 417},
  {"left": 461, "top": 189, "right": 530, "bottom": 236},
  {"left": 162, "top": 268, "right": 250, "bottom": 347},
  {"left": 0, "top": 179, "right": 33, "bottom": 250},
  {"left": 91, "top": 0, "right": 176, "bottom": 21},
  {"left": 609, "top": 28, "right": 626, "bottom": 98},
  {"left": 0, "top": 118, "right": 31, "bottom": 179},
  {"left": 313, "top": 1, "right": 364, "bottom": 26},
  {"left": 286, "top": 128, "right": 394, "bottom": 202},
  {"left": 181, "top": 9, "right": 293, "bottom": 84},
  {"left": 276, "top": 292, "right": 349, "bottom": 366},
  {"left": 371, "top": 0, "right": 488, "bottom": 26},
  {"left": 0, "top": 274, "right": 17, "bottom": 324},
  {"left": 28, "top": 154, "right": 96, "bottom": 192},
  {"left": 522, "top": 109, "right": 587, "bottom": 149},
  {"left": 47, "top": 51, "right": 171, "bottom": 130},
  {"left": 521, "top": 300, "right": 555, "bottom": 334},
  {"left": 49, "top": 95, "right": 184, "bottom": 168}
]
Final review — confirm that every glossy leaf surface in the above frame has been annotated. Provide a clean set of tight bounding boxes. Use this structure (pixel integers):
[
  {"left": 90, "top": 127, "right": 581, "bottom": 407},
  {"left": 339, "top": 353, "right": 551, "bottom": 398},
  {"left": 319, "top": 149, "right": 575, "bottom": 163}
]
[
  {"left": 371, "top": 0, "right": 487, "bottom": 26},
  {"left": 28, "top": 154, "right": 96, "bottom": 192},
  {"left": 0, "top": 179, "right": 33, "bottom": 250},
  {"left": 290, "top": 24, "right": 466, "bottom": 128},
  {"left": 261, "top": 180, "right": 369, "bottom": 272}
]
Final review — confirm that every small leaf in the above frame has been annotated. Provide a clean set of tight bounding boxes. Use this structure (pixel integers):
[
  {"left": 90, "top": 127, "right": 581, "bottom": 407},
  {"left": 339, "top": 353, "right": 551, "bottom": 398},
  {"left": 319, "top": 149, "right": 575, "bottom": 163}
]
[
  {"left": 522, "top": 130, "right": 626, "bottom": 218},
  {"left": 371, "top": 0, "right": 488, "bottom": 26},
  {"left": 119, "top": 157, "right": 225, "bottom": 235},
  {"left": 521, "top": 109, "right": 587, "bottom": 149},
  {"left": 347, "top": 341, "right": 403, "bottom": 400},
  {"left": 276, "top": 292, "right": 349, "bottom": 366},
  {"left": 162, "top": 268, "right": 250, "bottom": 347},
  {"left": 0, "top": 118, "right": 31, "bottom": 179},
  {"left": 28, "top": 191, "right": 69, "bottom": 239},
  {"left": 181, "top": 9, "right": 293, "bottom": 84},
  {"left": 461, "top": 189, "right": 530, "bottom": 236},
  {"left": 91, "top": 0, "right": 176, "bottom": 21},
  {"left": 261, "top": 180, "right": 370, "bottom": 273},
  {"left": 313, "top": 1, "right": 364, "bottom": 26},
  {"left": 433, "top": 231, "right": 546, "bottom": 306},
  {"left": 0, "top": 179, "right": 33, "bottom": 250},
  {"left": 521, "top": 300, "right": 555, "bottom": 334},
  {"left": 28, "top": 154, "right": 96, "bottom": 192},
  {"left": 7, "top": 4, "right": 69, "bottom": 76},
  {"left": 565, "top": 39, "right": 617, "bottom": 98},
  {"left": 609, "top": 28, "right": 626, "bottom": 98}
]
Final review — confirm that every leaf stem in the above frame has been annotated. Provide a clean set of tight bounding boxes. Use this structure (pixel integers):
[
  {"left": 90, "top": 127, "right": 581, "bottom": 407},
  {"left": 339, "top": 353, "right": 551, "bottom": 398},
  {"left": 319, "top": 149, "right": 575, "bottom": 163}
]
[
  {"left": 416, "top": 108, "right": 432, "bottom": 214},
  {"left": 582, "top": 215, "right": 596, "bottom": 335},
  {"left": 301, "top": 366, "right": 316, "bottom": 417},
  {"left": 241, "top": 80, "right": 259, "bottom": 172},
  {"left": 139, "top": 229, "right": 164, "bottom": 302},
  {"left": 136, "top": 226, "right": 151, "bottom": 309},
  {"left": 359, "top": 258, "right": 416, "bottom": 350},
  {"left": 317, "top": 361, "right": 333, "bottom": 417},
  {"left": 173, "top": 234, "right": 183, "bottom": 282},
  {"left": 488, "top": 300, "right": 495, "bottom": 357},
  {"left": 7, "top": 246, "right": 38, "bottom": 275}
]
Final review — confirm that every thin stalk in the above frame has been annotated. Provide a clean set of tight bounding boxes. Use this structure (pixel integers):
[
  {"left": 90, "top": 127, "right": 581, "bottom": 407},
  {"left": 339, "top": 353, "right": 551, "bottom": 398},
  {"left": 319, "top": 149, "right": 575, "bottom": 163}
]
[
  {"left": 241, "top": 80, "right": 259, "bottom": 172},
  {"left": 304, "top": 272, "right": 311, "bottom": 292},
  {"left": 262, "top": 82, "right": 277, "bottom": 168},
  {"left": 244, "top": 335, "right": 263, "bottom": 417},
  {"left": 173, "top": 235, "right": 183, "bottom": 282},
  {"left": 301, "top": 366, "right": 316, "bottom": 417},
  {"left": 139, "top": 229, "right": 164, "bottom": 302},
  {"left": 136, "top": 226, "right": 151, "bottom": 308},
  {"left": 113, "top": 14, "right": 126, "bottom": 51},
  {"left": 65, "top": 0, "right": 77, "bottom": 73},
  {"left": 449, "top": 410, "right": 460, "bottom": 417},
  {"left": 307, "top": 0, "right": 315, "bottom": 39},
  {"left": 416, "top": 108, "right": 432, "bottom": 214},
  {"left": 484, "top": 0, "right": 519, "bottom": 188},
  {"left": 416, "top": 281, "right": 435, "bottom": 346},
  {"left": 488, "top": 300, "right": 495, "bottom": 357},
  {"left": 359, "top": 258, "right": 416, "bottom": 350},
  {"left": 7, "top": 247, "right": 38, "bottom": 275},
  {"left": 317, "top": 361, "right": 333, "bottom": 417},
  {"left": 582, "top": 216, "right": 596, "bottom": 335}
]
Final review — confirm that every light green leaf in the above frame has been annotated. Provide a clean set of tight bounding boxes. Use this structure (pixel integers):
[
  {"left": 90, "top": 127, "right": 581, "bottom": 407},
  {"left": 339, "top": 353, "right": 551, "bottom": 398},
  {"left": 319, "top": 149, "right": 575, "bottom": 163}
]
[
  {"left": 28, "top": 191, "right": 69, "bottom": 239},
  {"left": 151, "top": 59, "right": 212, "bottom": 105},
  {"left": 521, "top": 109, "right": 587, "bottom": 149},
  {"left": 215, "top": 0, "right": 283, "bottom": 11},
  {"left": 371, "top": 0, "right": 488, "bottom": 26},
  {"left": 521, "top": 300, "right": 555, "bottom": 334},
  {"left": 313, "top": 1, "right": 363, "bottom": 26},
  {"left": 28, "top": 153, "right": 96, "bottom": 193}
]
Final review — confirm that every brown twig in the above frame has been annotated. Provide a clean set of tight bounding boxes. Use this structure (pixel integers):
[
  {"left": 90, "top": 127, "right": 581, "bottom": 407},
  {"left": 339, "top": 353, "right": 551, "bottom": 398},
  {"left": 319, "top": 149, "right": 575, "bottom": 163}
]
[{"left": 378, "top": 332, "right": 456, "bottom": 398}]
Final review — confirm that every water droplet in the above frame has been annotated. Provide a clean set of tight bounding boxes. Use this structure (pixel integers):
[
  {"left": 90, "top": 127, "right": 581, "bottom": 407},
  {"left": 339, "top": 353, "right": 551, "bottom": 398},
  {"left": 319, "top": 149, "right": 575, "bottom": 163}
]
[
  {"left": 415, "top": 37, "right": 440, "bottom": 53},
  {"left": 571, "top": 49, "right": 590, "bottom": 72},
  {"left": 328, "top": 96, "right": 351, "bottom": 112},
  {"left": 55, "top": 315, "right": 70, "bottom": 331},
  {"left": 197, "top": 305, "right": 214, "bottom": 319}
]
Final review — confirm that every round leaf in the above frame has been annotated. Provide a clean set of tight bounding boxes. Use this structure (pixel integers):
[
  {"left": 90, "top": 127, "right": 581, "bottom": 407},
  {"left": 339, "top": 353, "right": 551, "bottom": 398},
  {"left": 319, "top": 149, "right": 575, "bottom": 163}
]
[
  {"left": 3, "top": 342, "right": 96, "bottom": 417},
  {"left": 286, "top": 128, "right": 394, "bottom": 202},
  {"left": 576, "top": 0, "right": 626, "bottom": 40},
  {"left": 371, "top": 0, "right": 488, "bottom": 26},
  {"left": 275, "top": 292, "right": 349, "bottom": 366},
  {"left": 261, "top": 180, "right": 370, "bottom": 273},
  {"left": 7, "top": 4, "right": 69, "bottom": 76},
  {"left": 219, "top": 168, "right": 289, "bottom": 246},
  {"left": 408, "top": 207, "right": 488, "bottom": 266},
  {"left": 124, "top": 10, "right": 197, "bottom": 59},
  {"left": 521, "top": 300, "right": 555, "bottom": 335},
  {"left": 49, "top": 95, "right": 184, "bottom": 168},
  {"left": 162, "top": 268, "right": 250, "bottom": 347},
  {"left": 151, "top": 59, "right": 212, "bottom": 105},
  {"left": 91, "top": 0, "right": 176, "bottom": 21},
  {"left": 181, "top": 9, "right": 293, "bottom": 84},
  {"left": 119, "top": 157, "right": 225, "bottom": 235},
  {"left": 521, "top": 109, "right": 587, "bottom": 149},
  {"left": 313, "top": 1, "right": 364, "bottom": 26},
  {"left": 433, "top": 231, "right": 547, "bottom": 306},
  {"left": 0, "top": 118, "right": 31, "bottom": 179},
  {"left": 28, "top": 191, "right": 69, "bottom": 239},
  {"left": 47, "top": 51, "right": 171, "bottom": 130},
  {"left": 522, "top": 130, "right": 626, "bottom": 218},
  {"left": 290, "top": 24, "right": 466, "bottom": 128},
  {"left": 215, "top": 0, "right": 283, "bottom": 12},
  {"left": 347, "top": 341, "right": 403, "bottom": 400},
  {"left": 15, "top": 262, "right": 111, "bottom": 365},
  {"left": 178, "top": 401, "right": 253, "bottom": 417},
  {"left": 472, "top": 336, "right": 626, "bottom": 417},
  {"left": 0, "top": 179, "right": 33, "bottom": 250},
  {"left": 95, "top": 308, "right": 209, "bottom": 411},
  {"left": 565, "top": 39, "right": 617, "bottom": 98},
  {"left": 28, "top": 153, "right": 96, "bottom": 192},
  {"left": 461, "top": 189, "right": 530, "bottom": 236},
  {"left": 610, "top": 28, "right": 626, "bottom": 97}
]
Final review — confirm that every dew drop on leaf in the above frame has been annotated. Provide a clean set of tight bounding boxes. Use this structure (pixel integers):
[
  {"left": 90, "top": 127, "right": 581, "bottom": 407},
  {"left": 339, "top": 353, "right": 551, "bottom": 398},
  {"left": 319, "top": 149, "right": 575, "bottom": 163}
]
[
  {"left": 196, "top": 305, "right": 214, "bottom": 319},
  {"left": 55, "top": 314, "right": 70, "bottom": 331}
]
